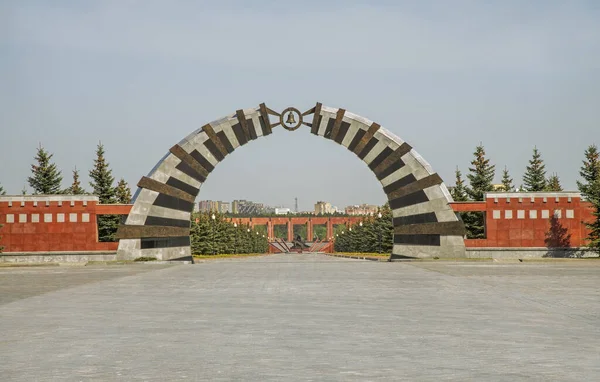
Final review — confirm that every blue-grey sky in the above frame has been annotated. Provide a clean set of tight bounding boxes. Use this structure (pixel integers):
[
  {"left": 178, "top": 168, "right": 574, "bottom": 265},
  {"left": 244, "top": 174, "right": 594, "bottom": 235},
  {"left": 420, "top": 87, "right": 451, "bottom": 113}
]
[{"left": 1, "top": 0, "right": 599, "bottom": 211}]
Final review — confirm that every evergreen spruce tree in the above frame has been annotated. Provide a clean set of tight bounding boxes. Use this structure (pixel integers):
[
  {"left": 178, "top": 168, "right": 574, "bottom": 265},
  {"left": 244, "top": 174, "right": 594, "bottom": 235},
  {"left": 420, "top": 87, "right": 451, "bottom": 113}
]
[
  {"left": 545, "top": 173, "right": 563, "bottom": 192},
  {"left": 523, "top": 147, "right": 547, "bottom": 191},
  {"left": 466, "top": 144, "right": 496, "bottom": 201},
  {"left": 576, "top": 145, "right": 600, "bottom": 254},
  {"left": 27, "top": 145, "right": 63, "bottom": 194},
  {"left": 89, "top": 143, "right": 118, "bottom": 241},
  {"left": 115, "top": 178, "right": 132, "bottom": 204},
  {"left": 89, "top": 143, "right": 116, "bottom": 204},
  {"left": 66, "top": 168, "right": 86, "bottom": 194},
  {"left": 500, "top": 166, "right": 514, "bottom": 192},
  {"left": 333, "top": 204, "right": 393, "bottom": 254},
  {"left": 21, "top": 186, "right": 27, "bottom": 195},
  {"left": 190, "top": 212, "right": 259, "bottom": 255},
  {"left": 372, "top": 204, "right": 393, "bottom": 254},
  {"left": 450, "top": 168, "right": 468, "bottom": 202},
  {"left": 464, "top": 144, "right": 495, "bottom": 239},
  {"left": 191, "top": 213, "right": 212, "bottom": 255}
]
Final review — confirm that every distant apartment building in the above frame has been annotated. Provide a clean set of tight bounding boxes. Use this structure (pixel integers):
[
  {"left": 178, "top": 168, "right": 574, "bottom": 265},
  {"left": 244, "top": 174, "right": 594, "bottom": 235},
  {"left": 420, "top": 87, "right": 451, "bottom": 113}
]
[
  {"left": 275, "top": 207, "right": 291, "bottom": 215},
  {"left": 220, "top": 202, "right": 231, "bottom": 214},
  {"left": 231, "top": 200, "right": 242, "bottom": 214},
  {"left": 314, "top": 201, "right": 333, "bottom": 215},
  {"left": 345, "top": 204, "right": 378, "bottom": 216},
  {"left": 198, "top": 200, "right": 224, "bottom": 213},
  {"left": 231, "top": 199, "right": 266, "bottom": 215},
  {"left": 198, "top": 200, "right": 212, "bottom": 213}
]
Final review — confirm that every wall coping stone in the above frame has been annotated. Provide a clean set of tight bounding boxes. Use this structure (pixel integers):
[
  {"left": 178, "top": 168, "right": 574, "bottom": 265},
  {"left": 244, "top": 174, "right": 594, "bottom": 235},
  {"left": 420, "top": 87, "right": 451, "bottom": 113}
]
[
  {"left": 485, "top": 191, "right": 581, "bottom": 199},
  {"left": 0, "top": 195, "right": 99, "bottom": 202}
]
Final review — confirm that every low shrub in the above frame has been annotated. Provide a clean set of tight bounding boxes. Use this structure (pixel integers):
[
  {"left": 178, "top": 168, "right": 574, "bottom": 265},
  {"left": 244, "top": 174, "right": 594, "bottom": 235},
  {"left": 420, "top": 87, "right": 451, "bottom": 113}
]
[{"left": 134, "top": 256, "right": 157, "bottom": 262}]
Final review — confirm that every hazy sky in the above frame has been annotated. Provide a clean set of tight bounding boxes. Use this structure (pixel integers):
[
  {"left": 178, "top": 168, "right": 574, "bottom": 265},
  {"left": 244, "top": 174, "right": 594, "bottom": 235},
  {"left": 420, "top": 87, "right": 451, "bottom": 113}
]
[{"left": 1, "top": 0, "right": 599, "bottom": 211}]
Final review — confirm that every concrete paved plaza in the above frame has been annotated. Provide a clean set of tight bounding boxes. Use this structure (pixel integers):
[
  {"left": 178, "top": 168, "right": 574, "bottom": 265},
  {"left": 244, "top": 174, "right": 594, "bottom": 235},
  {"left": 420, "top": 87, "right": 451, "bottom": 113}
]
[{"left": 1, "top": 254, "right": 599, "bottom": 381}]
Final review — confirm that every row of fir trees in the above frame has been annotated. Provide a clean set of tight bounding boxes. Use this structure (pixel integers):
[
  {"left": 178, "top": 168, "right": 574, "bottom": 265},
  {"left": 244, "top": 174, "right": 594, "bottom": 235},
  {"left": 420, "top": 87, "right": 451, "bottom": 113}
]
[
  {"left": 191, "top": 212, "right": 268, "bottom": 255},
  {"left": 333, "top": 204, "right": 394, "bottom": 253},
  {"left": 4, "top": 143, "right": 132, "bottom": 242},
  {"left": 2, "top": 144, "right": 599, "bottom": 255},
  {"left": 451, "top": 144, "right": 600, "bottom": 254}
]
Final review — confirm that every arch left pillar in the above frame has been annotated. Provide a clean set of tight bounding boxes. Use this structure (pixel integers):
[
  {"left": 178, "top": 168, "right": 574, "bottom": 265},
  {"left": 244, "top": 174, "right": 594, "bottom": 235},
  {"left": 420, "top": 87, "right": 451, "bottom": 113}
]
[{"left": 116, "top": 106, "right": 272, "bottom": 260}]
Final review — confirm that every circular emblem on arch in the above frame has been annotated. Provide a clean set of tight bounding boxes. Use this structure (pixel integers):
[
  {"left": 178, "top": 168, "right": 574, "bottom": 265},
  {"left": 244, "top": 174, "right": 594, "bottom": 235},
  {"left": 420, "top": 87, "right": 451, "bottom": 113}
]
[{"left": 280, "top": 107, "right": 303, "bottom": 131}]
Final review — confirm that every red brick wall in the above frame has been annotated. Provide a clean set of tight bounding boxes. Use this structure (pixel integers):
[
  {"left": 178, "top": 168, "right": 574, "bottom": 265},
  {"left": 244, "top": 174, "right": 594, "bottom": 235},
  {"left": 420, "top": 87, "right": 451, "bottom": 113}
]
[
  {"left": 2, "top": 194, "right": 594, "bottom": 253},
  {"left": 451, "top": 193, "right": 594, "bottom": 248},
  {"left": 0, "top": 198, "right": 132, "bottom": 253}
]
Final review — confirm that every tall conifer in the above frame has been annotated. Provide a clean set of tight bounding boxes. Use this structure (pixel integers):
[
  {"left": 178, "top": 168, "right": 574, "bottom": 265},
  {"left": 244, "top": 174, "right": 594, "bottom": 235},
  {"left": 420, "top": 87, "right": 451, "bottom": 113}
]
[
  {"left": 89, "top": 143, "right": 118, "bottom": 241},
  {"left": 500, "top": 167, "right": 514, "bottom": 192},
  {"left": 115, "top": 178, "right": 132, "bottom": 204},
  {"left": 89, "top": 143, "right": 116, "bottom": 204},
  {"left": 466, "top": 144, "right": 496, "bottom": 201},
  {"left": 577, "top": 145, "right": 600, "bottom": 254},
  {"left": 450, "top": 168, "right": 468, "bottom": 202},
  {"left": 545, "top": 174, "right": 563, "bottom": 192},
  {"left": 27, "top": 145, "right": 63, "bottom": 194},
  {"left": 67, "top": 168, "right": 86, "bottom": 194},
  {"left": 523, "top": 147, "right": 547, "bottom": 191},
  {"left": 465, "top": 144, "right": 495, "bottom": 239}
]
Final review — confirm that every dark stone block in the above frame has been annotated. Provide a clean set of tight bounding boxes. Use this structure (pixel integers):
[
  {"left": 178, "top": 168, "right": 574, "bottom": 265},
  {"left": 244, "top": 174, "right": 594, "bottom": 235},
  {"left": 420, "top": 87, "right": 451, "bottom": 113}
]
[
  {"left": 140, "top": 236, "right": 190, "bottom": 249},
  {"left": 216, "top": 131, "right": 234, "bottom": 154},
  {"left": 175, "top": 161, "right": 206, "bottom": 183},
  {"left": 246, "top": 118, "right": 258, "bottom": 140},
  {"left": 190, "top": 150, "right": 214, "bottom": 173},
  {"left": 231, "top": 123, "right": 247, "bottom": 146},
  {"left": 387, "top": 174, "right": 443, "bottom": 201},
  {"left": 258, "top": 116, "right": 270, "bottom": 136},
  {"left": 323, "top": 118, "right": 335, "bottom": 139},
  {"left": 389, "top": 190, "right": 429, "bottom": 210},
  {"left": 153, "top": 194, "right": 195, "bottom": 212},
  {"left": 204, "top": 139, "right": 225, "bottom": 162},
  {"left": 353, "top": 123, "right": 380, "bottom": 156},
  {"left": 394, "top": 234, "right": 441, "bottom": 246},
  {"left": 116, "top": 225, "right": 190, "bottom": 239},
  {"left": 170, "top": 145, "right": 209, "bottom": 182},
  {"left": 373, "top": 143, "right": 412, "bottom": 180},
  {"left": 333, "top": 121, "right": 350, "bottom": 144},
  {"left": 368, "top": 146, "right": 394, "bottom": 170},
  {"left": 137, "top": 177, "right": 195, "bottom": 203},
  {"left": 394, "top": 221, "right": 466, "bottom": 235},
  {"left": 166, "top": 177, "right": 199, "bottom": 197},
  {"left": 358, "top": 137, "right": 379, "bottom": 160},
  {"left": 393, "top": 212, "right": 438, "bottom": 226},
  {"left": 376, "top": 158, "right": 405, "bottom": 181},
  {"left": 145, "top": 216, "right": 191, "bottom": 228},
  {"left": 311, "top": 114, "right": 322, "bottom": 135},
  {"left": 383, "top": 174, "right": 417, "bottom": 194},
  {"left": 347, "top": 129, "right": 366, "bottom": 152}
]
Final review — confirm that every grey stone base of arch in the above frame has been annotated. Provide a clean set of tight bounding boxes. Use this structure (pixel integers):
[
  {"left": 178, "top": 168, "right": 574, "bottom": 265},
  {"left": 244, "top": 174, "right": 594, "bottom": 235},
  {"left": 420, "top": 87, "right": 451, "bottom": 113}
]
[{"left": 116, "top": 103, "right": 466, "bottom": 261}]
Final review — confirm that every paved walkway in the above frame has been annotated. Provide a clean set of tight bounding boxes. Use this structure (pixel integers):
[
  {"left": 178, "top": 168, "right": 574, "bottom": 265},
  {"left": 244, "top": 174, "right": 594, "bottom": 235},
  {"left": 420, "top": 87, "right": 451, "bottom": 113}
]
[{"left": 1, "top": 254, "right": 599, "bottom": 381}]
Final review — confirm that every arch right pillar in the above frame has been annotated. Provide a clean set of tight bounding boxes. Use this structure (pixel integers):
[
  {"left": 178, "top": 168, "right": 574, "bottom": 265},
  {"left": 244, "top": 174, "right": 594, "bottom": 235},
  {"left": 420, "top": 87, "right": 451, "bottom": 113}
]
[{"left": 309, "top": 104, "right": 466, "bottom": 259}]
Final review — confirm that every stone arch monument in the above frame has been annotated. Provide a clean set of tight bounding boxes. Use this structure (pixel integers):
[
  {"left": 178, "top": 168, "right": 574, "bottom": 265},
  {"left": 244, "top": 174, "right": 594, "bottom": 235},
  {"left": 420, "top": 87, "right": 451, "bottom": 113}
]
[{"left": 116, "top": 103, "right": 465, "bottom": 261}]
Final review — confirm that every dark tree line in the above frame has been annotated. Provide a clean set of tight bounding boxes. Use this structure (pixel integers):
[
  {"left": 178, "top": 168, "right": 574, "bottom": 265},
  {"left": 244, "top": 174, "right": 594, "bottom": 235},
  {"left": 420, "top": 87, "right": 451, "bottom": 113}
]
[
  {"left": 334, "top": 204, "right": 393, "bottom": 254},
  {"left": 191, "top": 212, "right": 268, "bottom": 255},
  {"left": 577, "top": 145, "right": 600, "bottom": 254}
]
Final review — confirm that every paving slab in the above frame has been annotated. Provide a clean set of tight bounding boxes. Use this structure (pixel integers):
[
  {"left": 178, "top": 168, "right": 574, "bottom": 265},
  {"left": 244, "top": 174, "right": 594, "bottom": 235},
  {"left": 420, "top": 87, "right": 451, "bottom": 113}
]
[{"left": 1, "top": 254, "right": 599, "bottom": 381}]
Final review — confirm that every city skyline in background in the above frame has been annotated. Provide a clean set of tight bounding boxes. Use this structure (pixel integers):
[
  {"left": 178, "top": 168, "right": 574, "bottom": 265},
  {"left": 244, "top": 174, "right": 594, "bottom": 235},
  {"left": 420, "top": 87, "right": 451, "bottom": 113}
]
[{"left": 195, "top": 198, "right": 379, "bottom": 216}]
